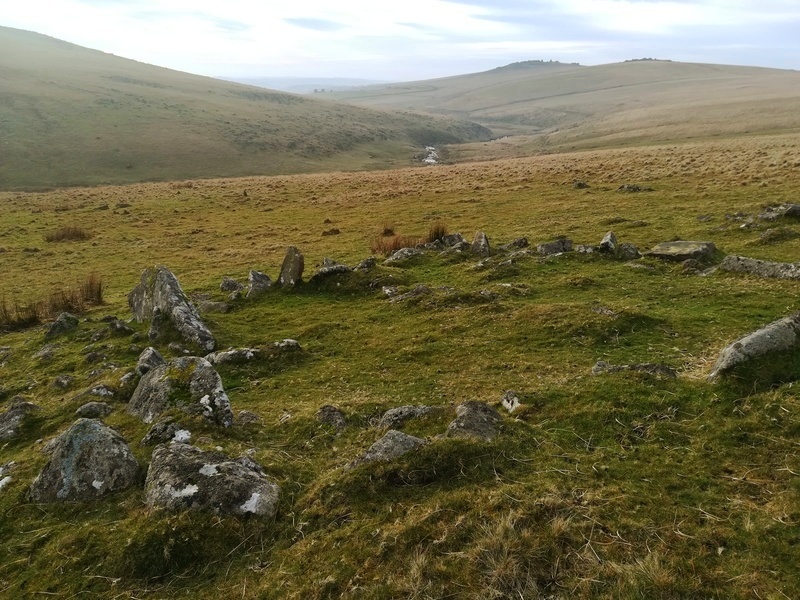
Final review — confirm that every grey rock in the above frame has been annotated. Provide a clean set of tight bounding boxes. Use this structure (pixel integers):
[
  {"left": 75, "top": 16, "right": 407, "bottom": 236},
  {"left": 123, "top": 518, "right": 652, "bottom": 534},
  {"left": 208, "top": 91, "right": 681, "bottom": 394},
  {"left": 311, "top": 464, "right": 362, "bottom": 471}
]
[
  {"left": 573, "top": 180, "right": 589, "bottom": 189},
  {"left": 168, "top": 342, "right": 189, "bottom": 354},
  {"left": 592, "top": 360, "right": 677, "bottom": 378},
  {"left": 236, "top": 410, "right": 262, "bottom": 425},
  {"left": 88, "top": 384, "right": 115, "bottom": 398},
  {"left": 145, "top": 443, "right": 279, "bottom": 517},
  {"left": 136, "top": 347, "right": 165, "bottom": 376},
  {"left": 0, "top": 398, "right": 39, "bottom": 441},
  {"left": 109, "top": 319, "right": 134, "bottom": 336},
  {"left": 446, "top": 401, "right": 502, "bottom": 441},
  {"left": 205, "top": 347, "right": 262, "bottom": 366},
  {"left": 246, "top": 270, "right": 273, "bottom": 298},
  {"left": 317, "top": 405, "right": 346, "bottom": 430},
  {"left": 220, "top": 276, "right": 245, "bottom": 293},
  {"left": 471, "top": 231, "right": 491, "bottom": 257},
  {"left": 75, "top": 402, "right": 114, "bottom": 419},
  {"left": 278, "top": 246, "right": 304, "bottom": 286},
  {"left": 441, "top": 233, "right": 465, "bottom": 247},
  {"left": 382, "top": 285, "right": 400, "bottom": 297},
  {"left": 389, "top": 284, "right": 432, "bottom": 303},
  {"left": 34, "top": 344, "right": 59, "bottom": 361},
  {"left": 379, "top": 405, "right": 434, "bottom": 428},
  {"left": 141, "top": 418, "right": 191, "bottom": 446},
  {"left": 28, "top": 419, "right": 139, "bottom": 502},
  {"left": 719, "top": 255, "right": 800, "bottom": 280},
  {"left": 576, "top": 244, "right": 597, "bottom": 254},
  {"left": 617, "top": 243, "right": 642, "bottom": 260},
  {"left": 709, "top": 313, "right": 800, "bottom": 379},
  {"left": 128, "top": 356, "right": 233, "bottom": 427},
  {"left": 349, "top": 430, "right": 427, "bottom": 468},
  {"left": 645, "top": 241, "right": 716, "bottom": 262},
  {"left": 275, "top": 338, "right": 301, "bottom": 351},
  {"left": 385, "top": 247, "right": 424, "bottom": 264},
  {"left": 500, "top": 391, "right": 521, "bottom": 413},
  {"left": 128, "top": 266, "right": 216, "bottom": 352},
  {"left": 354, "top": 257, "right": 376, "bottom": 271},
  {"left": 618, "top": 184, "right": 653, "bottom": 193},
  {"left": 499, "top": 237, "right": 529, "bottom": 252},
  {"left": 310, "top": 260, "right": 351, "bottom": 283},
  {"left": 45, "top": 313, "right": 79, "bottom": 339},
  {"left": 599, "top": 231, "right": 617, "bottom": 254},
  {"left": 197, "top": 301, "right": 233, "bottom": 314},
  {"left": 0, "top": 461, "right": 15, "bottom": 493},
  {"left": 52, "top": 374, "right": 74, "bottom": 390},
  {"left": 537, "top": 238, "right": 573, "bottom": 255}
]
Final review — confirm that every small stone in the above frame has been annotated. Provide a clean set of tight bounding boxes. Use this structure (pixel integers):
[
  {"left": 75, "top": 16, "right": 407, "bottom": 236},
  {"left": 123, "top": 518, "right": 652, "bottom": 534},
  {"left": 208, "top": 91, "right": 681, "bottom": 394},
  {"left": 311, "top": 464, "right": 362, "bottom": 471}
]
[
  {"left": 379, "top": 405, "right": 434, "bottom": 428},
  {"left": 136, "top": 346, "right": 165, "bottom": 375},
  {"left": 109, "top": 319, "right": 134, "bottom": 336},
  {"left": 0, "top": 398, "right": 40, "bottom": 441},
  {"left": 385, "top": 247, "right": 423, "bottom": 264},
  {"left": 220, "top": 276, "right": 245, "bottom": 293},
  {"left": 246, "top": 270, "right": 273, "bottom": 297},
  {"left": 645, "top": 241, "right": 716, "bottom": 262},
  {"left": 500, "top": 391, "right": 521, "bottom": 413},
  {"left": 599, "top": 231, "right": 617, "bottom": 254},
  {"left": 236, "top": 410, "right": 262, "bottom": 425},
  {"left": 354, "top": 257, "right": 376, "bottom": 271},
  {"left": 317, "top": 405, "right": 346, "bottom": 430},
  {"left": 617, "top": 243, "right": 641, "bottom": 260},
  {"left": 537, "top": 238, "right": 573, "bottom": 255},
  {"left": 45, "top": 313, "right": 79, "bottom": 339},
  {"left": 446, "top": 401, "right": 502, "bottom": 441},
  {"left": 348, "top": 430, "right": 427, "bottom": 469},
  {"left": 34, "top": 344, "right": 59, "bottom": 361},
  {"left": 499, "top": 237, "right": 529, "bottom": 252},
  {"left": 88, "top": 384, "right": 115, "bottom": 398},
  {"left": 75, "top": 402, "right": 114, "bottom": 419},
  {"left": 52, "top": 374, "right": 75, "bottom": 390}
]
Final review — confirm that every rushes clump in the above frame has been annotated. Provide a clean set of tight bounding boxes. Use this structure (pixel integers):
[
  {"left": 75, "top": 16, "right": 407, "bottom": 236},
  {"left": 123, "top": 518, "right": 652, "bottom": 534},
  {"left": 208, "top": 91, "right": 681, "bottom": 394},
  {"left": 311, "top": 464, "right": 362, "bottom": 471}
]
[{"left": 44, "top": 226, "right": 91, "bottom": 242}]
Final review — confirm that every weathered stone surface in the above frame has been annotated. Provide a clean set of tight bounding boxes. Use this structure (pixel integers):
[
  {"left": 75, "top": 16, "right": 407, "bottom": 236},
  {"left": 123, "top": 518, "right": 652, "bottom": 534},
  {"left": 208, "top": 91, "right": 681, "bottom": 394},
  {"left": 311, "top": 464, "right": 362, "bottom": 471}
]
[
  {"left": 128, "top": 266, "right": 216, "bottom": 352},
  {"left": 246, "top": 270, "right": 273, "bottom": 298},
  {"left": 446, "top": 401, "right": 502, "bottom": 441},
  {"left": 471, "top": 231, "right": 491, "bottom": 257},
  {"left": 109, "top": 319, "right": 134, "bottom": 336},
  {"left": 28, "top": 419, "right": 139, "bottom": 503},
  {"left": 34, "top": 344, "right": 59, "bottom": 361},
  {"left": 709, "top": 313, "right": 800, "bottom": 379},
  {"left": 645, "top": 241, "right": 716, "bottom": 262},
  {"left": 355, "top": 257, "right": 376, "bottom": 271},
  {"left": 88, "top": 384, "right": 115, "bottom": 398},
  {"left": 75, "top": 402, "right": 114, "bottom": 419},
  {"left": 141, "top": 418, "right": 191, "bottom": 446},
  {"left": 617, "top": 243, "right": 642, "bottom": 260},
  {"left": 599, "top": 231, "right": 617, "bottom": 254},
  {"left": 278, "top": 246, "right": 304, "bottom": 286},
  {"left": 145, "top": 443, "right": 279, "bottom": 517},
  {"left": 45, "top": 313, "right": 79, "bottom": 339},
  {"left": 500, "top": 391, "right": 521, "bottom": 413},
  {"left": 310, "top": 259, "right": 352, "bottom": 283},
  {"left": 379, "top": 405, "right": 434, "bottom": 428},
  {"left": 385, "top": 247, "right": 423, "bottom": 264},
  {"left": 592, "top": 360, "right": 677, "bottom": 378},
  {"left": 128, "top": 356, "right": 233, "bottom": 427},
  {"left": 236, "top": 410, "right": 262, "bottom": 425},
  {"left": 136, "top": 346, "right": 165, "bottom": 376},
  {"left": 317, "top": 405, "right": 346, "bottom": 430},
  {"left": 205, "top": 347, "right": 262, "bottom": 366},
  {"left": 220, "top": 276, "right": 245, "bottom": 293},
  {"left": 719, "top": 255, "right": 800, "bottom": 280},
  {"left": 537, "top": 238, "right": 573, "bottom": 255},
  {"left": 52, "top": 374, "right": 74, "bottom": 390},
  {"left": 349, "top": 430, "right": 427, "bottom": 468},
  {"left": 618, "top": 184, "right": 653, "bottom": 193},
  {"left": 389, "top": 284, "right": 432, "bottom": 303},
  {"left": 0, "top": 461, "right": 15, "bottom": 493},
  {"left": 576, "top": 244, "right": 597, "bottom": 254},
  {"left": 0, "top": 398, "right": 39, "bottom": 441},
  {"left": 441, "top": 233, "right": 465, "bottom": 247},
  {"left": 499, "top": 237, "right": 529, "bottom": 252}
]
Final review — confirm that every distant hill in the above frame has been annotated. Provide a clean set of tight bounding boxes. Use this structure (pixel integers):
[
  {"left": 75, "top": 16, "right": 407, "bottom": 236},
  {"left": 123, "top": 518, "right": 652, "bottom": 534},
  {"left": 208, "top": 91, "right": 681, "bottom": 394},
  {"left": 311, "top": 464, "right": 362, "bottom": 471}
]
[
  {"left": 0, "top": 27, "right": 491, "bottom": 189},
  {"left": 331, "top": 59, "right": 800, "bottom": 149},
  {"left": 219, "top": 77, "right": 390, "bottom": 95}
]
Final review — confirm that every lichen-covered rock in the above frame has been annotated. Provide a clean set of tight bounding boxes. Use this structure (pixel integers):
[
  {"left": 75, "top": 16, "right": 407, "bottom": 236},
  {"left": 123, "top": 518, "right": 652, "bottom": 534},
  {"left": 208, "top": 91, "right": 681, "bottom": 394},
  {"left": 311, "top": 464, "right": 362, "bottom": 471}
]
[
  {"left": 349, "top": 430, "right": 427, "bottom": 468},
  {"left": 354, "top": 257, "right": 376, "bottom": 271},
  {"left": 109, "top": 319, "right": 134, "bottom": 336},
  {"left": 441, "top": 233, "right": 465, "bottom": 247},
  {"left": 136, "top": 346, "right": 165, "bottom": 376},
  {"left": 28, "top": 419, "right": 139, "bottom": 503},
  {"left": 719, "top": 255, "right": 800, "bottom": 280},
  {"left": 220, "top": 276, "right": 244, "bottom": 293},
  {"left": 0, "top": 398, "right": 39, "bottom": 441},
  {"left": 309, "top": 259, "right": 352, "bottom": 283},
  {"left": 471, "top": 231, "right": 491, "bottom": 257},
  {"left": 645, "top": 241, "right": 716, "bottom": 262},
  {"left": 389, "top": 284, "right": 432, "bottom": 303},
  {"left": 537, "top": 238, "right": 573, "bottom": 255},
  {"left": 618, "top": 243, "right": 642, "bottom": 260},
  {"left": 128, "top": 266, "right": 216, "bottom": 352},
  {"left": 385, "top": 247, "right": 424, "bottom": 264},
  {"left": 278, "top": 246, "right": 304, "bottom": 286},
  {"left": 246, "top": 270, "right": 273, "bottom": 297},
  {"left": 141, "top": 418, "right": 191, "bottom": 445},
  {"left": 499, "top": 237, "right": 529, "bottom": 252},
  {"left": 599, "top": 231, "right": 617, "bottom": 254},
  {"left": 500, "top": 391, "right": 521, "bottom": 413},
  {"left": 205, "top": 347, "right": 262, "bottom": 366},
  {"left": 317, "top": 405, "right": 346, "bottom": 430},
  {"left": 75, "top": 401, "right": 114, "bottom": 419},
  {"left": 709, "top": 313, "right": 800, "bottom": 380},
  {"left": 45, "top": 312, "right": 79, "bottom": 339},
  {"left": 592, "top": 360, "right": 677, "bottom": 378},
  {"left": 446, "top": 401, "right": 502, "bottom": 441},
  {"left": 145, "top": 443, "right": 280, "bottom": 517},
  {"left": 128, "top": 356, "right": 233, "bottom": 427},
  {"left": 379, "top": 405, "right": 435, "bottom": 428},
  {"left": 52, "top": 374, "right": 74, "bottom": 390}
]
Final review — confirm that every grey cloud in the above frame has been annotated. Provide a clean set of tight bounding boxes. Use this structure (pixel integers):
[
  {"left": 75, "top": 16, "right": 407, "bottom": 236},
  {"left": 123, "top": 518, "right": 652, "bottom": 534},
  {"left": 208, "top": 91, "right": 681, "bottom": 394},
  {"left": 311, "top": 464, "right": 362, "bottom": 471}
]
[{"left": 284, "top": 18, "right": 345, "bottom": 32}]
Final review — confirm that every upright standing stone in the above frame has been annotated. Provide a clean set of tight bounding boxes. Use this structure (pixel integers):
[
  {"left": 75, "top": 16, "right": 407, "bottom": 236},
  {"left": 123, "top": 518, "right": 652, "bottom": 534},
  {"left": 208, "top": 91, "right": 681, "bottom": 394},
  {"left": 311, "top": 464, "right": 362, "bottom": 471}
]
[
  {"left": 279, "top": 247, "right": 304, "bottom": 286},
  {"left": 471, "top": 231, "right": 491, "bottom": 257},
  {"left": 599, "top": 231, "right": 617, "bottom": 254}
]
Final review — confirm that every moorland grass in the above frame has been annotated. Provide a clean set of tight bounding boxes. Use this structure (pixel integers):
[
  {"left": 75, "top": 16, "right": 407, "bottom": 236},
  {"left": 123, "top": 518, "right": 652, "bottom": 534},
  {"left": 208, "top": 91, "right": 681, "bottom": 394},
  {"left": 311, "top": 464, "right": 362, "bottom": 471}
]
[{"left": 0, "top": 134, "right": 799, "bottom": 598}]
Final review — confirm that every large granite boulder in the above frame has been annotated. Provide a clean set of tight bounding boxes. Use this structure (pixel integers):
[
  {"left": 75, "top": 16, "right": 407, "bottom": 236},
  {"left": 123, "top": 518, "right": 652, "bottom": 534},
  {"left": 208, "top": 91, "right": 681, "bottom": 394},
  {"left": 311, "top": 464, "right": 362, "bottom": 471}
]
[
  {"left": 348, "top": 430, "right": 427, "bottom": 469},
  {"left": 709, "top": 313, "right": 800, "bottom": 380},
  {"left": 28, "top": 419, "right": 139, "bottom": 502},
  {"left": 128, "top": 356, "right": 233, "bottom": 427},
  {"left": 645, "top": 241, "right": 716, "bottom": 262},
  {"left": 446, "top": 401, "right": 502, "bottom": 441},
  {"left": 145, "top": 443, "right": 280, "bottom": 517},
  {"left": 128, "top": 266, "right": 216, "bottom": 352},
  {"left": 719, "top": 255, "right": 800, "bottom": 280},
  {"left": 0, "top": 398, "right": 39, "bottom": 441},
  {"left": 278, "top": 246, "right": 304, "bottom": 286}
]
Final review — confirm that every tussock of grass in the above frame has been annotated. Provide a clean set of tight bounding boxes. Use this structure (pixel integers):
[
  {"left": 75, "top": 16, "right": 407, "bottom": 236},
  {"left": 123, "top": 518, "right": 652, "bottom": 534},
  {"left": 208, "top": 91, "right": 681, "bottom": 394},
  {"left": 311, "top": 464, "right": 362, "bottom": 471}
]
[{"left": 44, "top": 226, "right": 90, "bottom": 242}]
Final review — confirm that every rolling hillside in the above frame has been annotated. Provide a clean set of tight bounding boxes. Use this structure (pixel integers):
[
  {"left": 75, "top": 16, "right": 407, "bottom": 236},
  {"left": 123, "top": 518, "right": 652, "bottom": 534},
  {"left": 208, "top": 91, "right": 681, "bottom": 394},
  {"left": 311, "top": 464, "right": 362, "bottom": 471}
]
[
  {"left": 332, "top": 59, "right": 800, "bottom": 152},
  {"left": 0, "top": 27, "right": 491, "bottom": 190}
]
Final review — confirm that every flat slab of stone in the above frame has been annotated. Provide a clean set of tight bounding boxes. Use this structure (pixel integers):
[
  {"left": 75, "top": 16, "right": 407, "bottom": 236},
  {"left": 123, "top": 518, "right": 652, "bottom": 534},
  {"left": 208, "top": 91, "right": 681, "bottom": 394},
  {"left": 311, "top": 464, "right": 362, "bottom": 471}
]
[
  {"left": 349, "top": 430, "right": 427, "bottom": 469},
  {"left": 719, "top": 255, "right": 800, "bottom": 280},
  {"left": 145, "top": 443, "right": 279, "bottom": 517},
  {"left": 446, "top": 401, "right": 501, "bottom": 441},
  {"left": 645, "top": 241, "right": 716, "bottom": 262},
  {"left": 379, "top": 405, "right": 435, "bottom": 428}
]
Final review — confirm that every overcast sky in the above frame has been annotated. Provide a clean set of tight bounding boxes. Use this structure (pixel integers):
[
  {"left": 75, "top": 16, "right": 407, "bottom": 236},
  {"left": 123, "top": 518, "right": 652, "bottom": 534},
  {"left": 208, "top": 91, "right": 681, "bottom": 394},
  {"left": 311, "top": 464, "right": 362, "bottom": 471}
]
[{"left": 4, "top": 0, "right": 799, "bottom": 81}]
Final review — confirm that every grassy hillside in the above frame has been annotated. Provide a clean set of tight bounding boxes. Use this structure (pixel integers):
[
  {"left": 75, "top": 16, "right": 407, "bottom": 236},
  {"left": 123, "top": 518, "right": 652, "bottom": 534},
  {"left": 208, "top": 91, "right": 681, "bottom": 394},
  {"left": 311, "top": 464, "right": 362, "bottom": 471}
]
[
  {"left": 1, "top": 133, "right": 800, "bottom": 597},
  {"left": 0, "top": 27, "right": 490, "bottom": 190},
  {"left": 332, "top": 60, "right": 800, "bottom": 150}
]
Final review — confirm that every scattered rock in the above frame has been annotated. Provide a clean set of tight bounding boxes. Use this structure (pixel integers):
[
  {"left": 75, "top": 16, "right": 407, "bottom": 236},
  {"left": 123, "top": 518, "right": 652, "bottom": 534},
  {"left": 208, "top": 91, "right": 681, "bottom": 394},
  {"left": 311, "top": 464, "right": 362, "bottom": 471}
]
[
  {"left": 34, "top": 344, "right": 59, "bottom": 361},
  {"left": 441, "top": 233, "right": 465, "bottom": 247},
  {"left": 198, "top": 301, "right": 233, "bottom": 314},
  {"left": 354, "top": 257, "right": 376, "bottom": 271},
  {"left": 379, "top": 405, "right": 435, "bottom": 428},
  {"left": 0, "top": 462, "right": 15, "bottom": 493},
  {"left": 471, "top": 231, "right": 491, "bottom": 257},
  {"left": 349, "top": 430, "right": 427, "bottom": 469},
  {"left": 168, "top": 342, "right": 189, "bottom": 354},
  {"left": 145, "top": 444, "right": 280, "bottom": 517},
  {"left": 141, "top": 418, "right": 191, "bottom": 446},
  {"left": 592, "top": 360, "right": 677, "bottom": 378},
  {"left": 617, "top": 243, "right": 642, "bottom": 260},
  {"left": 88, "top": 384, "right": 115, "bottom": 398},
  {"left": 28, "top": 419, "right": 139, "bottom": 502},
  {"left": 499, "top": 237, "right": 529, "bottom": 252},
  {"left": 382, "top": 285, "right": 399, "bottom": 297},
  {"left": 52, "top": 374, "right": 75, "bottom": 390},
  {"left": 389, "top": 284, "right": 432, "bottom": 303},
  {"left": 645, "top": 241, "right": 716, "bottom": 262},
  {"left": 236, "top": 410, "right": 262, "bottom": 425},
  {"left": 128, "top": 356, "right": 233, "bottom": 427},
  {"left": 45, "top": 313, "right": 79, "bottom": 339},
  {"left": 537, "top": 238, "right": 573, "bottom": 255},
  {"left": 317, "top": 405, "right": 346, "bottom": 430},
  {"left": 385, "top": 247, "right": 423, "bottom": 264},
  {"left": 576, "top": 244, "right": 597, "bottom": 254},
  {"left": 719, "top": 255, "right": 800, "bottom": 280},
  {"left": 709, "top": 313, "right": 800, "bottom": 380},
  {"left": 500, "top": 391, "right": 521, "bottom": 413},
  {"left": 109, "top": 319, "right": 134, "bottom": 336},
  {"left": 446, "top": 401, "right": 501, "bottom": 441},
  {"left": 128, "top": 266, "right": 216, "bottom": 352},
  {"left": 618, "top": 184, "right": 653, "bottom": 193},
  {"left": 310, "top": 259, "right": 352, "bottom": 283},
  {"left": 599, "top": 231, "right": 617, "bottom": 254},
  {"left": 246, "top": 270, "right": 273, "bottom": 297},
  {"left": 220, "top": 277, "right": 245, "bottom": 293},
  {"left": 591, "top": 305, "right": 619, "bottom": 318},
  {"left": 137, "top": 346, "right": 166, "bottom": 376},
  {"left": 278, "top": 246, "right": 304, "bottom": 286},
  {"left": 321, "top": 228, "right": 341, "bottom": 236},
  {"left": 759, "top": 203, "right": 800, "bottom": 221},
  {"left": 573, "top": 180, "right": 589, "bottom": 189},
  {"left": 84, "top": 351, "right": 104, "bottom": 364},
  {"left": 75, "top": 402, "right": 114, "bottom": 419},
  {"left": 0, "top": 398, "right": 39, "bottom": 441},
  {"left": 205, "top": 347, "right": 261, "bottom": 366}
]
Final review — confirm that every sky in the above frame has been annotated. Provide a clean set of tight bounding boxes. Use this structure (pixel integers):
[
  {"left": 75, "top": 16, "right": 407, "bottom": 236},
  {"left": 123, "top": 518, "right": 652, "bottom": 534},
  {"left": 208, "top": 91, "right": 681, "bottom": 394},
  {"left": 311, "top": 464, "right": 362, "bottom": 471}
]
[{"left": 3, "top": 0, "right": 800, "bottom": 81}]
